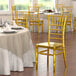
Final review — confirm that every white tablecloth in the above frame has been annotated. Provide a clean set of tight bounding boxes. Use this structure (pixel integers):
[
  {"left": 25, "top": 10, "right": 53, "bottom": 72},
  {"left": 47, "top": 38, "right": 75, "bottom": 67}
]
[{"left": 0, "top": 28, "right": 35, "bottom": 75}]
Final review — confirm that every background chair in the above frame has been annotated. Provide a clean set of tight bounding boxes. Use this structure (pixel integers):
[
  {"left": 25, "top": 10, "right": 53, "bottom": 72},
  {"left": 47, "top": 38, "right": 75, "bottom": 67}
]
[
  {"left": 36, "top": 15, "right": 67, "bottom": 72},
  {"left": 28, "top": 6, "right": 43, "bottom": 33},
  {"left": 11, "top": 6, "right": 16, "bottom": 20},
  {"left": 56, "top": 4, "right": 64, "bottom": 13},
  {"left": 62, "top": 6, "right": 73, "bottom": 32},
  {"left": 15, "top": 11, "right": 28, "bottom": 28}
]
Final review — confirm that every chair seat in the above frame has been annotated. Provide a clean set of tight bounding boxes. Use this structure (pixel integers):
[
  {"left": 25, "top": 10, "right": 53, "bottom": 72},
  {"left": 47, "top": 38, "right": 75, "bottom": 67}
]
[
  {"left": 29, "top": 19, "right": 43, "bottom": 25},
  {"left": 36, "top": 42, "right": 63, "bottom": 48},
  {"left": 15, "top": 17, "right": 26, "bottom": 20},
  {"left": 29, "top": 19, "right": 43, "bottom": 22}
]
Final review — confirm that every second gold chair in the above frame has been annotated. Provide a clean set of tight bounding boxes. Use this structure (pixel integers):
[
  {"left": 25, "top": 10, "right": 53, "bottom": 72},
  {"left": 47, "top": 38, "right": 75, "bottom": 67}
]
[
  {"left": 11, "top": 5, "right": 16, "bottom": 20},
  {"left": 28, "top": 6, "right": 43, "bottom": 33},
  {"left": 56, "top": 4, "right": 64, "bottom": 13},
  {"left": 62, "top": 6, "right": 73, "bottom": 32},
  {"left": 15, "top": 11, "right": 28, "bottom": 28}
]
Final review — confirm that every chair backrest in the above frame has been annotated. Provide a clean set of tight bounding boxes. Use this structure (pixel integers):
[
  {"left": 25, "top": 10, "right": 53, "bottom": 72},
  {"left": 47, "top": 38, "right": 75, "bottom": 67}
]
[
  {"left": 15, "top": 11, "right": 28, "bottom": 27},
  {"left": 62, "top": 6, "right": 72, "bottom": 14},
  {"left": 48, "top": 15, "right": 67, "bottom": 47},
  {"left": 11, "top": 6, "right": 16, "bottom": 20},
  {"left": 62, "top": 6, "right": 72, "bottom": 21},
  {"left": 15, "top": 11, "right": 28, "bottom": 19},
  {"left": 28, "top": 5, "right": 39, "bottom": 13},
  {"left": 28, "top": 6, "right": 40, "bottom": 22},
  {"left": 28, "top": 12, "right": 39, "bottom": 22},
  {"left": 56, "top": 4, "right": 64, "bottom": 13}
]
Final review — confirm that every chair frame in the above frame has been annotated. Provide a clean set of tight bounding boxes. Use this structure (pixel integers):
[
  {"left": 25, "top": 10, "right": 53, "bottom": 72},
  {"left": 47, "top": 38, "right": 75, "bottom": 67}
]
[
  {"left": 62, "top": 6, "right": 73, "bottom": 32},
  {"left": 28, "top": 6, "right": 43, "bottom": 33},
  {"left": 36, "top": 15, "right": 67, "bottom": 72},
  {"left": 15, "top": 11, "right": 28, "bottom": 28},
  {"left": 11, "top": 5, "right": 16, "bottom": 20},
  {"left": 56, "top": 4, "right": 64, "bottom": 13}
]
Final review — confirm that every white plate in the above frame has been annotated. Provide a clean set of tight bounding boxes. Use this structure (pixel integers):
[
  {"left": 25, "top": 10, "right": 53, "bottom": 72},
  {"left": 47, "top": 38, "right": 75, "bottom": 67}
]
[
  {"left": 11, "top": 26, "right": 24, "bottom": 30},
  {"left": 11, "top": 26, "right": 24, "bottom": 28},
  {"left": 2, "top": 30, "right": 17, "bottom": 33}
]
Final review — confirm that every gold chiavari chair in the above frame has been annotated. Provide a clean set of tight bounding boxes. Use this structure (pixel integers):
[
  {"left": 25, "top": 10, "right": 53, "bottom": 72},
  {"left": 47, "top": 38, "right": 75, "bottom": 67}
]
[
  {"left": 28, "top": 6, "right": 43, "bottom": 33},
  {"left": 36, "top": 15, "right": 67, "bottom": 72},
  {"left": 74, "top": 17, "right": 76, "bottom": 32},
  {"left": 11, "top": 5, "right": 16, "bottom": 20},
  {"left": 56, "top": 4, "right": 64, "bottom": 13},
  {"left": 15, "top": 11, "right": 28, "bottom": 28},
  {"left": 62, "top": 6, "right": 73, "bottom": 32}
]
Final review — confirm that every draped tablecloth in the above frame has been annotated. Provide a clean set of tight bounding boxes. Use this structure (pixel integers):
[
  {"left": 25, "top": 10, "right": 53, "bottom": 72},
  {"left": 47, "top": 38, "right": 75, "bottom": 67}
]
[{"left": 0, "top": 28, "right": 35, "bottom": 75}]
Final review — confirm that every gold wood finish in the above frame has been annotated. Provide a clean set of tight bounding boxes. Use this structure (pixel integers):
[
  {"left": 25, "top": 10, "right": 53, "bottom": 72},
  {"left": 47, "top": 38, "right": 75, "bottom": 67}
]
[
  {"left": 53, "top": 47, "right": 56, "bottom": 73},
  {"left": 74, "top": 17, "right": 76, "bottom": 31},
  {"left": 63, "top": 47, "right": 67, "bottom": 68},
  {"left": 28, "top": 6, "right": 43, "bottom": 33},
  {"left": 36, "top": 15, "right": 67, "bottom": 72},
  {"left": 36, "top": 45, "right": 38, "bottom": 70},
  {"left": 56, "top": 4, "right": 64, "bottom": 13},
  {"left": 11, "top": 6, "right": 16, "bottom": 20},
  {"left": 15, "top": 11, "right": 28, "bottom": 28},
  {"left": 62, "top": 6, "right": 73, "bottom": 32}
]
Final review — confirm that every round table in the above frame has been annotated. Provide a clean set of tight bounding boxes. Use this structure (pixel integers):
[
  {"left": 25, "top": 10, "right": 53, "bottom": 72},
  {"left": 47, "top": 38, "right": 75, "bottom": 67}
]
[{"left": 0, "top": 28, "right": 35, "bottom": 75}]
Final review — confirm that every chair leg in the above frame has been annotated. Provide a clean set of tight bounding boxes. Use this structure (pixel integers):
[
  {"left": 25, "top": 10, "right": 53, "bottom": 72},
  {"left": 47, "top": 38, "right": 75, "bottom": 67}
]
[
  {"left": 53, "top": 72, "right": 55, "bottom": 76},
  {"left": 32, "top": 25, "right": 34, "bottom": 32},
  {"left": 47, "top": 48, "right": 49, "bottom": 71},
  {"left": 42, "top": 22, "right": 43, "bottom": 32},
  {"left": 64, "top": 68, "right": 67, "bottom": 76},
  {"left": 65, "top": 25, "right": 67, "bottom": 32},
  {"left": 70, "top": 22, "right": 72, "bottom": 32},
  {"left": 74, "top": 23, "right": 75, "bottom": 32},
  {"left": 29, "top": 24, "right": 30, "bottom": 30},
  {"left": 53, "top": 48, "right": 56, "bottom": 73},
  {"left": 25, "top": 23, "right": 28, "bottom": 28},
  {"left": 36, "top": 45, "right": 38, "bottom": 70},
  {"left": 63, "top": 48, "right": 67, "bottom": 68},
  {"left": 38, "top": 25, "right": 40, "bottom": 33}
]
